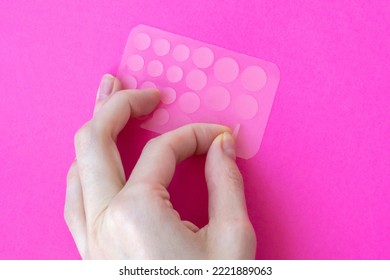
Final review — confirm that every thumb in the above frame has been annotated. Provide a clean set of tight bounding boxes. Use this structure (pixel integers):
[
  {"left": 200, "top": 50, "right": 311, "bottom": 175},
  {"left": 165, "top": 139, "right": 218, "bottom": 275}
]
[
  {"left": 205, "top": 132, "right": 249, "bottom": 223},
  {"left": 204, "top": 132, "right": 256, "bottom": 259}
]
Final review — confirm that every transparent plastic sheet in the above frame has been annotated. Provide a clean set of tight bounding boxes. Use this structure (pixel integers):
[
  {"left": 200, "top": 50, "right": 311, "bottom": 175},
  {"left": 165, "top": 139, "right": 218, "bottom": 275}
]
[{"left": 117, "top": 25, "right": 280, "bottom": 159}]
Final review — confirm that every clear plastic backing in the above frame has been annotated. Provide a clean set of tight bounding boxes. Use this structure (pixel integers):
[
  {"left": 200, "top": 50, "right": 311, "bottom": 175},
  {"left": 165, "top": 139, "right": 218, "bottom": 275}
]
[{"left": 117, "top": 25, "right": 280, "bottom": 159}]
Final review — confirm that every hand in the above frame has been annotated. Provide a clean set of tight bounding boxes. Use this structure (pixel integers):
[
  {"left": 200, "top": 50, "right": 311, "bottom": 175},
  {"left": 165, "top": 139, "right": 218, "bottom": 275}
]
[{"left": 65, "top": 74, "right": 256, "bottom": 259}]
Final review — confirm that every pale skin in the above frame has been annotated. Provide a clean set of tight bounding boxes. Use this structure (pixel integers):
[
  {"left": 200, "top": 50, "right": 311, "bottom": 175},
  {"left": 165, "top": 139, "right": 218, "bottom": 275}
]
[{"left": 65, "top": 74, "right": 256, "bottom": 259}]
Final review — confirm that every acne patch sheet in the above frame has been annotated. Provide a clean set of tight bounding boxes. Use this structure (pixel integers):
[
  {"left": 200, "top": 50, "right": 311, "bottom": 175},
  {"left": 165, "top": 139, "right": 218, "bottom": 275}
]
[{"left": 117, "top": 25, "right": 280, "bottom": 159}]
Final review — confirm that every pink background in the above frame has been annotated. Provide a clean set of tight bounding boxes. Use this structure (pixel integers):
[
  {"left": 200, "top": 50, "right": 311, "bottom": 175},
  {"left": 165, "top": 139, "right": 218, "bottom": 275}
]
[{"left": 0, "top": 0, "right": 389, "bottom": 259}]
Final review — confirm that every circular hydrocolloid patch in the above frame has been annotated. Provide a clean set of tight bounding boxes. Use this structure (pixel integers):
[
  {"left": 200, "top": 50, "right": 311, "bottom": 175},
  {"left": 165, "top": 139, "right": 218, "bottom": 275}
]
[
  {"left": 241, "top": 66, "right": 267, "bottom": 91},
  {"left": 233, "top": 94, "right": 258, "bottom": 120},
  {"left": 140, "top": 81, "right": 157, "bottom": 89},
  {"left": 147, "top": 60, "right": 164, "bottom": 77},
  {"left": 214, "top": 57, "right": 239, "bottom": 83},
  {"left": 192, "top": 47, "right": 214, "bottom": 68},
  {"left": 186, "top": 69, "right": 207, "bottom": 91},
  {"left": 153, "top": 39, "right": 170, "bottom": 56},
  {"left": 160, "top": 87, "right": 176, "bottom": 104},
  {"left": 126, "top": 75, "right": 138, "bottom": 89},
  {"left": 152, "top": 108, "right": 170, "bottom": 125},
  {"left": 179, "top": 92, "right": 200, "bottom": 113},
  {"left": 127, "top": 55, "right": 144, "bottom": 72},
  {"left": 133, "top": 33, "right": 151, "bottom": 50},
  {"left": 166, "top": 66, "right": 183, "bottom": 83},
  {"left": 204, "top": 86, "right": 231, "bottom": 111},
  {"left": 172, "top": 44, "right": 190, "bottom": 62}
]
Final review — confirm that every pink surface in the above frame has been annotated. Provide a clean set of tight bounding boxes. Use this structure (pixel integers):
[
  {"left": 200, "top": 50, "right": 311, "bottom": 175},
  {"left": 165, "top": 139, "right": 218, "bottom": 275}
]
[
  {"left": 0, "top": 0, "right": 389, "bottom": 259},
  {"left": 117, "top": 25, "right": 280, "bottom": 159}
]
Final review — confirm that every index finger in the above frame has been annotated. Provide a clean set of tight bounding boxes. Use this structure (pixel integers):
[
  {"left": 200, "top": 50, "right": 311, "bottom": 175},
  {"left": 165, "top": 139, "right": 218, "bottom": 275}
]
[
  {"left": 127, "top": 123, "right": 230, "bottom": 188},
  {"left": 75, "top": 87, "right": 160, "bottom": 221}
]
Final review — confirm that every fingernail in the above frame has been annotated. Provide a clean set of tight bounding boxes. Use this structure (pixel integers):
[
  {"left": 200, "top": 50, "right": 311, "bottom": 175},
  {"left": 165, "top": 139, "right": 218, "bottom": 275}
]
[
  {"left": 222, "top": 132, "right": 236, "bottom": 160},
  {"left": 96, "top": 75, "right": 114, "bottom": 100},
  {"left": 232, "top": 124, "right": 241, "bottom": 139}
]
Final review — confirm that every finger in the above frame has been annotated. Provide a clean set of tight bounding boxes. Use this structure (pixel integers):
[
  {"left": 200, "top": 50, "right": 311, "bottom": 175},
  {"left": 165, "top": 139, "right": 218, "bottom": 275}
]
[
  {"left": 75, "top": 88, "right": 160, "bottom": 222},
  {"left": 205, "top": 132, "right": 249, "bottom": 223},
  {"left": 64, "top": 161, "right": 88, "bottom": 258},
  {"left": 93, "top": 74, "right": 122, "bottom": 115},
  {"left": 93, "top": 88, "right": 160, "bottom": 139},
  {"left": 127, "top": 124, "right": 230, "bottom": 188}
]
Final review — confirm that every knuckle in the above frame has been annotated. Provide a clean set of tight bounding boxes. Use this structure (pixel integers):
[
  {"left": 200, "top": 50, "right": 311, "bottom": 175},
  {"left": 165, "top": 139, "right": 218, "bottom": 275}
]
[
  {"left": 74, "top": 121, "right": 107, "bottom": 152},
  {"left": 74, "top": 122, "right": 96, "bottom": 149},
  {"left": 106, "top": 184, "right": 163, "bottom": 225}
]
